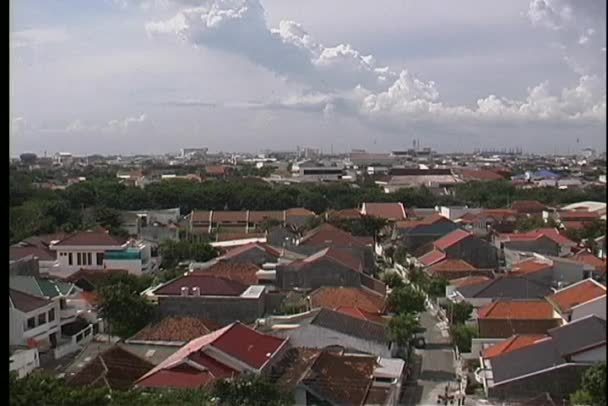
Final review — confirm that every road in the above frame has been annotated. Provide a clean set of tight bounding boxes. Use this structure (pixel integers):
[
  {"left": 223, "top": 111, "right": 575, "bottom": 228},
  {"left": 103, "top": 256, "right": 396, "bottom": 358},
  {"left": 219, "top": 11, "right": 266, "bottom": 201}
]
[{"left": 401, "top": 310, "right": 458, "bottom": 405}]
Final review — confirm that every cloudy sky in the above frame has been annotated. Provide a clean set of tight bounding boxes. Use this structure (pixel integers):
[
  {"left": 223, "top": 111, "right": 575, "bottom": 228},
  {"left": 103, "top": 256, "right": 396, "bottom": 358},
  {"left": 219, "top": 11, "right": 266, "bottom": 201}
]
[{"left": 10, "top": 0, "right": 606, "bottom": 156}]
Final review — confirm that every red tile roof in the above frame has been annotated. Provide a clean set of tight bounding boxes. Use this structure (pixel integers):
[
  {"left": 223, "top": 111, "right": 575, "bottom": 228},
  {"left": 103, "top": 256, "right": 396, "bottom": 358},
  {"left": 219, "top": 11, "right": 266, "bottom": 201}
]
[
  {"left": 562, "top": 221, "right": 585, "bottom": 231},
  {"left": 286, "top": 207, "right": 316, "bottom": 217},
  {"left": 558, "top": 211, "right": 600, "bottom": 220},
  {"left": 300, "top": 223, "right": 367, "bottom": 247},
  {"left": 194, "top": 261, "right": 260, "bottom": 285},
  {"left": 434, "top": 229, "right": 472, "bottom": 250},
  {"left": 546, "top": 279, "right": 606, "bottom": 314},
  {"left": 190, "top": 210, "right": 212, "bottom": 223},
  {"left": 451, "top": 276, "right": 492, "bottom": 288},
  {"left": 9, "top": 246, "right": 55, "bottom": 261},
  {"left": 248, "top": 211, "right": 285, "bottom": 223},
  {"left": 215, "top": 232, "right": 265, "bottom": 242},
  {"left": 130, "top": 316, "right": 220, "bottom": 343},
  {"left": 136, "top": 322, "right": 286, "bottom": 389},
  {"left": 310, "top": 287, "right": 386, "bottom": 313},
  {"left": 510, "top": 200, "right": 547, "bottom": 214},
  {"left": 572, "top": 250, "right": 607, "bottom": 272},
  {"left": 482, "top": 335, "right": 546, "bottom": 359},
  {"left": 478, "top": 300, "right": 556, "bottom": 320},
  {"left": 9, "top": 288, "right": 52, "bottom": 313},
  {"left": 205, "top": 165, "right": 232, "bottom": 175},
  {"left": 510, "top": 258, "right": 553, "bottom": 275},
  {"left": 327, "top": 208, "right": 362, "bottom": 220},
  {"left": 153, "top": 274, "right": 248, "bottom": 296},
  {"left": 428, "top": 259, "right": 477, "bottom": 272},
  {"left": 334, "top": 306, "right": 386, "bottom": 324},
  {"left": 362, "top": 202, "right": 406, "bottom": 220},
  {"left": 221, "top": 242, "right": 281, "bottom": 260},
  {"left": 396, "top": 213, "right": 452, "bottom": 229},
  {"left": 457, "top": 168, "right": 505, "bottom": 181},
  {"left": 418, "top": 249, "right": 447, "bottom": 266},
  {"left": 500, "top": 228, "right": 576, "bottom": 247},
  {"left": 52, "top": 228, "right": 126, "bottom": 247},
  {"left": 213, "top": 211, "right": 247, "bottom": 222}
]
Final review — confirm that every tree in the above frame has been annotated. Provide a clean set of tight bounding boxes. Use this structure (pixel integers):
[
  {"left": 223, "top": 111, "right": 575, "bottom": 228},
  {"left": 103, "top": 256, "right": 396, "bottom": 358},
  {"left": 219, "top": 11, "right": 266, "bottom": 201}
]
[
  {"left": 387, "top": 312, "right": 422, "bottom": 348},
  {"left": 210, "top": 374, "right": 294, "bottom": 406},
  {"left": 450, "top": 324, "right": 478, "bottom": 353},
  {"left": 387, "top": 285, "right": 426, "bottom": 315},
  {"left": 381, "top": 271, "right": 405, "bottom": 289},
  {"left": 393, "top": 246, "right": 409, "bottom": 265},
  {"left": 358, "top": 215, "right": 389, "bottom": 240},
  {"left": 514, "top": 216, "right": 545, "bottom": 232},
  {"left": 426, "top": 276, "right": 449, "bottom": 298},
  {"left": 98, "top": 275, "right": 155, "bottom": 338},
  {"left": 441, "top": 301, "right": 474, "bottom": 325},
  {"left": 570, "top": 362, "right": 606, "bottom": 406},
  {"left": 160, "top": 240, "right": 218, "bottom": 268}
]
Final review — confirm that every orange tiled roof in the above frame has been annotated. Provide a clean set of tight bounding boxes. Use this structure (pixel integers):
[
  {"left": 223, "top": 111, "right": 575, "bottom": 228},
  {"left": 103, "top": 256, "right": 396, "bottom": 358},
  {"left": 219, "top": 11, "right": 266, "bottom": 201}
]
[
  {"left": 428, "top": 259, "right": 477, "bottom": 272},
  {"left": 547, "top": 279, "right": 606, "bottom": 314},
  {"left": 510, "top": 258, "right": 553, "bottom": 275},
  {"left": 572, "top": 251, "right": 607, "bottom": 272},
  {"left": 334, "top": 306, "right": 386, "bottom": 324},
  {"left": 450, "top": 276, "right": 492, "bottom": 288},
  {"left": 310, "top": 287, "right": 385, "bottom": 313},
  {"left": 478, "top": 300, "right": 555, "bottom": 319},
  {"left": 482, "top": 334, "right": 546, "bottom": 359}
]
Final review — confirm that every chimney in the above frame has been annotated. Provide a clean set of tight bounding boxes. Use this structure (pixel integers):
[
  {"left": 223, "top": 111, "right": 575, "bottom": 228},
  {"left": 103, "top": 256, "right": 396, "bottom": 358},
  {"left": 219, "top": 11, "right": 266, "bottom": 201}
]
[
  {"left": 192, "top": 287, "right": 201, "bottom": 296},
  {"left": 180, "top": 287, "right": 189, "bottom": 296}
]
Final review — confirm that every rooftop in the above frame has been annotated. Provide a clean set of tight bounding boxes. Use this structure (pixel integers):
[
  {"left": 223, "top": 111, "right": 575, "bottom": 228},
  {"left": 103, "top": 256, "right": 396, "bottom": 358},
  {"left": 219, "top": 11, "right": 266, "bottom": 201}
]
[
  {"left": 129, "top": 316, "right": 221, "bottom": 343},
  {"left": 483, "top": 335, "right": 546, "bottom": 359},
  {"left": 309, "top": 286, "right": 386, "bottom": 313},
  {"left": 194, "top": 261, "right": 260, "bottom": 285},
  {"left": 153, "top": 274, "right": 249, "bottom": 296},
  {"left": 546, "top": 279, "right": 606, "bottom": 314},
  {"left": 51, "top": 228, "right": 127, "bottom": 247},
  {"left": 478, "top": 299, "right": 556, "bottom": 320},
  {"left": 361, "top": 202, "right": 406, "bottom": 221},
  {"left": 9, "top": 288, "right": 52, "bottom": 313},
  {"left": 434, "top": 229, "right": 472, "bottom": 250}
]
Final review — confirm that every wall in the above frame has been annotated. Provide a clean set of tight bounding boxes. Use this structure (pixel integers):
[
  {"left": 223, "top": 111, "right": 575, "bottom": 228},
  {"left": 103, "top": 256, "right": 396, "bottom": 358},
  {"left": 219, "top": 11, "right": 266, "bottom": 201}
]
[
  {"left": 478, "top": 318, "right": 562, "bottom": 338},
  {"left": 571, "top": 296, "right": 606, "bottom": 321},
  {"left": 9, "top": 348, "right": 40, "bottom": 378},
  {"left": 158, "top": 295, "right": 266, "bottom": 325},
  {"left": 502, "top": 239, "right": 559, "bottom": 257},
  {"left": 445, "top": 237, "right": 498, "bottom": 269},
  {"left": 54, "top": 248, "right": 109, "bottom": 273},
  {"left": 10, "top": 300, "right": 61, "bottom": 346},
  {"left": 469, "top": 338, "right": 506, "bottom": 358},
  {"left": 551, "top": 259, "right": 585, "bottom": 285},
  {"left": 488, "top": 364, "right": 588, "bottom": 402},
  {"left": 104, "top": 259, "right": 142, "bottom": 275}
]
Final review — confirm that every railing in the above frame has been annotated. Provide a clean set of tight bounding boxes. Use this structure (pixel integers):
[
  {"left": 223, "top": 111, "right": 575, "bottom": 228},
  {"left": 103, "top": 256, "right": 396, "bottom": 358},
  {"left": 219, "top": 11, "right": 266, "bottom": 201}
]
[{"left": 60, "top": 307, "right": 78, "bottom": 319}]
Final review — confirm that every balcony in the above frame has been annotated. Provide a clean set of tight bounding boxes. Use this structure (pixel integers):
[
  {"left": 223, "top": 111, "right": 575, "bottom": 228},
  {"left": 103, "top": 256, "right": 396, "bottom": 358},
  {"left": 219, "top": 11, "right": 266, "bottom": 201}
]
[{"left": 60, "top": 307, "right": 78, "bottom": 320}]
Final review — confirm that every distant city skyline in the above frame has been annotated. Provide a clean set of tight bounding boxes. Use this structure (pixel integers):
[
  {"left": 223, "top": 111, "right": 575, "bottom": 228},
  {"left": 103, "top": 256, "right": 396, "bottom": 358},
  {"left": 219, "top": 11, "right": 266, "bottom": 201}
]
[{"left": 10, "top": 0, "right": 606, "bottom": 155}]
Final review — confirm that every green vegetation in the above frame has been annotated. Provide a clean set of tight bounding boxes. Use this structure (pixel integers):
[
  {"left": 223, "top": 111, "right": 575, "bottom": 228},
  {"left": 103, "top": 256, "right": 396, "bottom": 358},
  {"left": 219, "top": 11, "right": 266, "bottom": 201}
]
[
  {"left": 564, "top": 219, "right": 607, "bottom": 244},
  {"left": 9, "top": 371, "right": 293, "bottom": 406},
  {"left": 381, "top": 271, "right": 405, "bottom": 289},
  {"left": 387, "top": 313, "right": 422, "bottom": 348},
  {"left": 159, "top": 240, "right": 218, "bottom": 268},
  {"left": 440, "top": 301, "right": 474, "bottom": 325},
  {"left": 450, "top": 324, "right": 478, "bottom": 353},
  {"left": 514, "top": 215, "right": 546, "bottom": 232},
  {"left": 570, "top": 362, "right": 606, "bottom": 406},
  {"left": 387, "top": 285, "right": 426, "bottom": 315}
]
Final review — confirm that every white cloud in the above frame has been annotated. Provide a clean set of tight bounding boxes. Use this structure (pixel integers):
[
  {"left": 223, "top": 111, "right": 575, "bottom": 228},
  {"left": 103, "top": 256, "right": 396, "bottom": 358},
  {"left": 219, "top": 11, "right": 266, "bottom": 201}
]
[
  {"left": 65, "top": 114, "right": 147, "bottom": 133},
  {"left": 107, "top": 114, "right": 147, "bottom": 130},
  {"left": 11, "top": 116, "right": 26, "bottom": 132},
  {"left": 10, "top": 28, "right": 69, "bottom": 49},
  {"left": 146, "top": 0, "right": 604, "bottom": 127}
]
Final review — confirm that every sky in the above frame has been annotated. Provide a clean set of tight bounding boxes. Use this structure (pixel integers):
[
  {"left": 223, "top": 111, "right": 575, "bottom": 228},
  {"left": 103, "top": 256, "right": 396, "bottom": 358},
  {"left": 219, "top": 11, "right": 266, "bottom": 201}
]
[{"left": 9, "top": 0, "right": 606, "bottom": 156}]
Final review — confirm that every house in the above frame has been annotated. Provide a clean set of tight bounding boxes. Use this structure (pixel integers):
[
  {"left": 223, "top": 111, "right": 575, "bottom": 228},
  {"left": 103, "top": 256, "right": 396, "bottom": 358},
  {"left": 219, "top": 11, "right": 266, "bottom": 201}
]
[
  {"left": 275, "top": 247, "right": 385, "bottom": 293},
  {"left": 193, "top": 261, "right": 262, "bottom": 286},
  {"left": 479, "top": 315, "right": 606, "bottom": 401},
  {"left": 545, "top": 279, "right": 606, "bottom": 322},
  {"left": 9, "top": 288, "right": 61, "bottom": 350},
  {"left": 268, "top": 308, "right": 394, "bottom": 358},
  {"left": 10, "top": 232, "right": 68, "bottom": 273},
  {"left": 297, "top": 223, "right": 373, "bottom": 250},
  {"left": 509, "top": 254, "right": 589, "bottom": 288},
  {"left": 510, "top": 200, "right": 547, "bottom": 217},
  {"left": 204, "top": 164, "right": 233, "bottom": 177},
  {"left": 496, "top": 228, "right": 576, "bottom": 257},
  {"left": 148, "top": 274, "right": 267, "bottom": 325},
  {"left": 450, "top": 276, "right": 554, "bottom": 308},
  {"left": 9, "top": 346, "right": 40, "bottom": 378},
  {"left": 572, "top": 249, "right": 606, "bottom": 280},
  {"left": 454, "top": 168, "right": 505, "bottom": 182},
  {"left": 272, "top": 348, "right": 405, "bottom": 406},
  {"left": 426, "top": 259, "right": 495, "bottom": 280},
  {"left": 47, "top": 228, "right": 158, "bottom": 276},
  {"left": 67, "top": 345, "right": 154, "bottom": 390},
  {"left": 477, "top": 299, "right": 563, "bottom": 338},
  {"left": 394, "top": 214, "right": 461, "bottom": 251},
  {"left": 135, "top": 322, "right": 288, "bottom": 389},
  {"left": 466, "top": 209, "right": 518, "bottom": 235},
  {"left": 218, "top": 242, "right": 282, "bottom": 265},
  {"left": 361, "top": 202, "right": 407, "bottom": 221},
  {"left": 120, "top": 208, "right": 181, "bottom": 242},
  {"left": 417, "top": 228, "right": 498, "bottom": 269},
  {"left": 308, "top": 286, "right": 387, "bottom": 322}
]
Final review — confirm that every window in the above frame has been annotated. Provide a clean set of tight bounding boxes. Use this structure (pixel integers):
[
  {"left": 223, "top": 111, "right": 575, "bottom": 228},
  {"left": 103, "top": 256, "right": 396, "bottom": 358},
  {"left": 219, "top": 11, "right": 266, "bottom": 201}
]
[
  {"left": 77, "top": 252, "right": 82, "bottom": 266},
  {"left": 26, "top": 317, "right": 35, "bottom": 330},
  {"left": 48, "top": 309, "right": 55, "bottom": 322},
  {"left": 38, "top": 313, "right": 46, "bottom": 325},
  {"left": 96, "top": 253, "right": 104, "bottom": 266},
  {"left": 87, "top": 252, "right": 92, "bottom": 265},
  {"left": 68, "top": 253, "right": 73, "bottom": 266}
]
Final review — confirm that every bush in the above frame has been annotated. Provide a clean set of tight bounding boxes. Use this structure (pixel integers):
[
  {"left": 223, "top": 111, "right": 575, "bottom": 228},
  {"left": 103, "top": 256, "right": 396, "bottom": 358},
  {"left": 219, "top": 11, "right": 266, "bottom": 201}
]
[
  {"left": 450, "top": 324, "right": 478, "bottom": 353},
  {"left": 387, "top": 285, "right": 426, "bottom": 315}
]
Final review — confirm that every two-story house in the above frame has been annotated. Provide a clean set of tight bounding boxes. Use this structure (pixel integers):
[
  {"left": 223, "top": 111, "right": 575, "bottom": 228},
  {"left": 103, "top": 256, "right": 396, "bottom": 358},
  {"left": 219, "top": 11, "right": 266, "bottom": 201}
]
[{"left": 9, "top": 289, "right": 61, "bottom": 350}]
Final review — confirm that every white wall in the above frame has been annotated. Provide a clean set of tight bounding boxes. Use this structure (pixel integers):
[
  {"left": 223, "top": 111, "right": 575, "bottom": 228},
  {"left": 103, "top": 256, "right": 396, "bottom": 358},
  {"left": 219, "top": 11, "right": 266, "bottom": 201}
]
[
  {"left": 54, "top": 248, "right": 109, "bottom": 273},
  {"left": 10, "top": 348, "right": 40, "bottom": 378},
  {"left": 10, "top": 301, "right": 61, "bottom": 347},
  {"left": 571, "top": 296, "right": 606, "bottom": 321}
]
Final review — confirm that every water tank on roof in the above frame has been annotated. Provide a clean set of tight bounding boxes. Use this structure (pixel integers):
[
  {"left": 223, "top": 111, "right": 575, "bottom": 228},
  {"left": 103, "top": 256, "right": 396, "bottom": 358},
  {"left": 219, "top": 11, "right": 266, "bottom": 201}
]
[
  {"left": 192, "top": 287, "right": 200, "bottom": 296},
  {"left": 180, "top": 287, "right": 189, "bottom": 296}
]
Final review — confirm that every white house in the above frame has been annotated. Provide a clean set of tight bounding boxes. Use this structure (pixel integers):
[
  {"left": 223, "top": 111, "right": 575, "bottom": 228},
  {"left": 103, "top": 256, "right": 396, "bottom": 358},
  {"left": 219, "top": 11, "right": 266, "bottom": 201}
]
[
  {"left": 546, "top": 278, "right": 606, "bottom": 322},
  {"left": 9, "top": 289, "right": 61, "bottom": 350},
  {"left": 9, "top": 347, "right": 40, "bottom": 378}
]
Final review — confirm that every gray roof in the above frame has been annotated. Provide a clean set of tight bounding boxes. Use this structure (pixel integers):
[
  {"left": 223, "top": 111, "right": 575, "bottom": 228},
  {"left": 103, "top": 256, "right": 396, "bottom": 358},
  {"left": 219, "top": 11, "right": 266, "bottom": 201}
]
[
  {"left": 490, "top": 315, "right": 606, "bottom": 385},
  {"left": 548, "top": 315, "right": 606, "bottom": 357},
  {"left": 490, "top": 338, "right": 564, "bottom": 384},
  {"left": 311, "top": 308, "right": 387, "bottom": 343},
  {"left": 457, "top": 276, "right": 553, "bottom": 299}
]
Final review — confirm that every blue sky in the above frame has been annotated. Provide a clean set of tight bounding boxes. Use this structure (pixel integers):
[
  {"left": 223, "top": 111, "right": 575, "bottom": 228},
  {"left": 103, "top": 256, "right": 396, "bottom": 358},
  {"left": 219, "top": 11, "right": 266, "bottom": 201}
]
[{"left": 10, "top": 0, "right": 606, "bottom": 155}]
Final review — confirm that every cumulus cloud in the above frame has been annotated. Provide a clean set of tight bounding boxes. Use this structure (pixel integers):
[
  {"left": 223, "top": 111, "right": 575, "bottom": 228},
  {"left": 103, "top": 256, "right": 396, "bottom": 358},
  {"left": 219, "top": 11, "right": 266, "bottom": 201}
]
[
  {"left": 10, "top": 28, "right": 69, "bottom": 49},
  {"left": 107, "top": 113, "right": 147, "bottom": 130},
  {"left": 65, "top": 114, "right": 147, "bottom": 133},
  {"left": 144, "top": 0, "right": 604, "bottom": 130}
]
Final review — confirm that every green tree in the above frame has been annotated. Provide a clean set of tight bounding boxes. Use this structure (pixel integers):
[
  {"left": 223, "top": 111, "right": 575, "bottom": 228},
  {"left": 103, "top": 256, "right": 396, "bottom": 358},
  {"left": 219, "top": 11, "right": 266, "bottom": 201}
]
[
  {"left": 570, "top": 362, "right": 606, "bottom": 406},
  {"left": 160, "top": 240, "right": 218, "bottom": 268},
  {"left": 387, "top": 285, "right": 426, "bottom": 315},
  {"left": 441, "top": 301, "right": 474, "bottom": 325},
  {"left": 426, "top": 276, "right": 449, "bottom": 298},
  {"left": 393, "top": 246, "right": 409, "bottom": 265},
  {"left": 98, "top": 275, "right": 155, "bottom": 338},
  {"left": 387, "top": 312, "right": 422, "bottom": 348},
  {"left": 450, "top": 324, "right": 478, "bottom": 352},
  {"left": 514, "top": 216, "right": 546, "bottom": 232},
  {"left": 381, "top": 271, "right": 405, "bottom": 289},
  {"left": 210, "top": 373, "right": 294, "bottom": 406}
]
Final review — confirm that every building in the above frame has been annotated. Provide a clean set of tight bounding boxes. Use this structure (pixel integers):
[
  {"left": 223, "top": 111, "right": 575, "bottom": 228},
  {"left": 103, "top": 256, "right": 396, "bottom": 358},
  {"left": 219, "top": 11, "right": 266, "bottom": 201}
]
[
  {"left": 495, "top": 228, "right": 577, "bottom": 258},
  {"left": 9, "top": 347, "right": 40, "bottom": 378},
  {"left": 361, "top": 202, "right": 407, "bottom": 221},
  {"left": 394, "top": 214, "right": 461, "bottom": 252},
  {"left": 545, "top": 279, "right": 606, "bottom": 322},
  {"left": 9, "top": 288, "right": 61, "bottom": 350},
  {"left": 135, "top": 322, "right": 288, "bottom": 389},
  {"left": 121, "top": 208, "right": 181, "bottom": 242},
  {"left": 477, "top": 299, "right": 563, "bottom": 338},
  {"left": 148, "top": 274, "right": 267, "bottom": 325},
  {"left": 417, "top": 229, "right": 498, "bottom": 269}
]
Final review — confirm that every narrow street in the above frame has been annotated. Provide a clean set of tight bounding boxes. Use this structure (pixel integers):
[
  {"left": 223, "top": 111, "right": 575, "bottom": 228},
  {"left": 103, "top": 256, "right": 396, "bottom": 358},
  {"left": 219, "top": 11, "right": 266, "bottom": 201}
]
[{"left": 401, "top": 310, "right": 458, "bottom": 405}]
